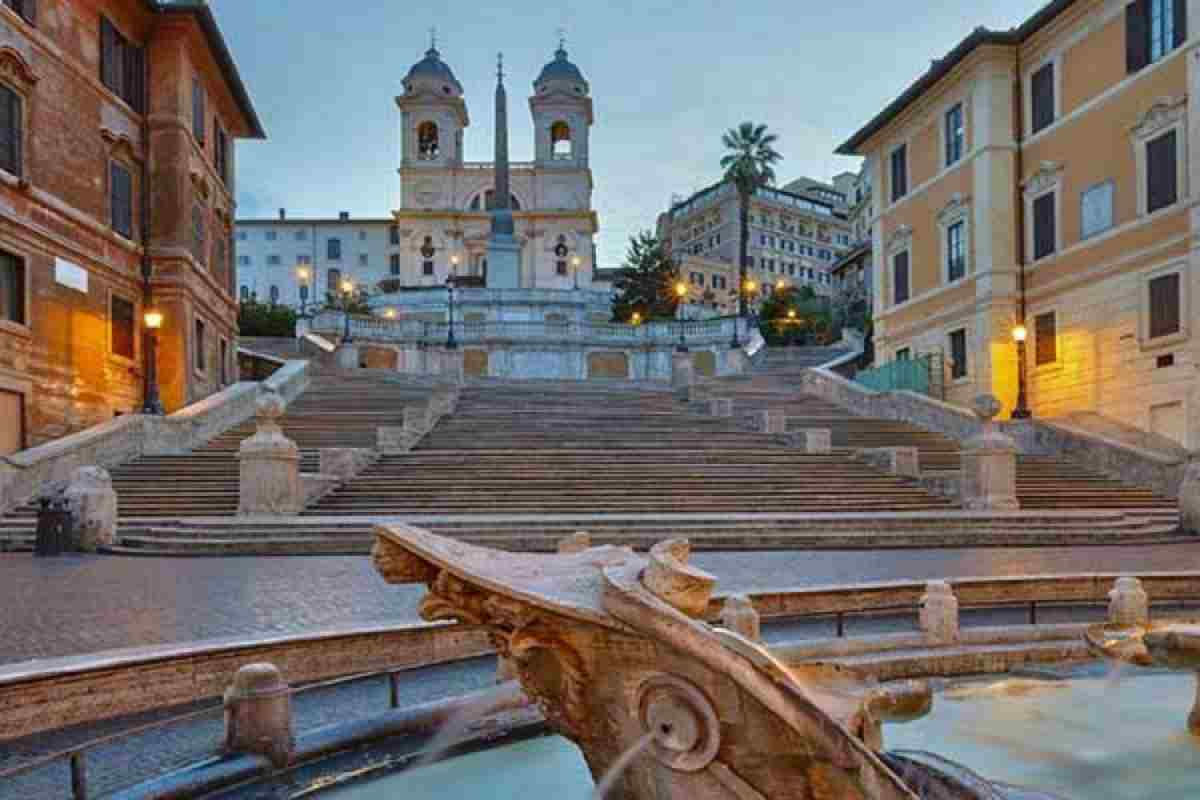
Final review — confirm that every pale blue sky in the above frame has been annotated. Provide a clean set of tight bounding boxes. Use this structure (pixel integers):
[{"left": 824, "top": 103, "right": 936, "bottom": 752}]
[{"left": 215, "top": 0, "right": 1048, "bottom": 266}]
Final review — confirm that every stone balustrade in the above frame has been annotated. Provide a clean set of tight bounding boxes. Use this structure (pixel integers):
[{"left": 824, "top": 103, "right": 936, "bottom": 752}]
[
  {"left": 758, "top": 409, "right": 788, "bottom": 435},
  {"left": 855, "top": 446, "right": 921, "bottom": 479},
  {"left": 788, "top": 428, "right": 832, "bottom": 454},
  {"left": 0, "top": 361, "right": 310, "bottom": 513}
]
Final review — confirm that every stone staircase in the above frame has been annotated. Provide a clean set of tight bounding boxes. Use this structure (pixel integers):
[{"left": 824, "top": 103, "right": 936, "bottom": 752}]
[{"left": 755, "top": 345, "right": 853, "bottom": 372}]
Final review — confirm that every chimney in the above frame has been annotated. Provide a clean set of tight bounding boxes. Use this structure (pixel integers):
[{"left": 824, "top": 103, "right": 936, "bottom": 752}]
[
  {"left": 278, "top": 208, "right": 286, "bottom": 220},
  {"left": 339, "top": 211, "right": 350, "bottom": 221}
]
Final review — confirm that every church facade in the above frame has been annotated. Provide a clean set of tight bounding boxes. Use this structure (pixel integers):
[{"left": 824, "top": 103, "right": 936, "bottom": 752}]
[{"left": 392, "top": 45, "right": 599, "bottom": 291}]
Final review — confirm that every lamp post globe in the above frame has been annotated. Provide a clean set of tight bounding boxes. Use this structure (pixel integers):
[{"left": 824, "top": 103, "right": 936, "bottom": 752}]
[
  {"left": 340, "top": 278, "right": 354, "bottom": 343},
  {"left": 1011, "top": 323, "right": 1032, "bottom": 419},
  {"left": 141, "top": 308, "right": 165, "bottom": 415}
]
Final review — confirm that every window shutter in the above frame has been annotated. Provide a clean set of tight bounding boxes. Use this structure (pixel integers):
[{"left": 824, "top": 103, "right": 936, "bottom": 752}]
[
  {"left": 0, "top": 86, "right": 14, "bottom": 177},
  {"left": 1031, "top": 63, "right": 1054, "bottom": 133},
  {"left": 1175, "top": 0, "right": 1187, "bottom": 47},
  {"left": 1147, "top": 130, "right": 1178, "bottom": 213},
  {"left": 1127, "top": 0, "right": 1150, "bottom": 74},
  {"left": 894, "top": 251, "right": 909, "bottom": 305},
  {"left": 192, "top": 81, "right": 205, "bottom": 143},
  {"left": 100, "top": 17, "right": 115, "bottom": 90},
  {"left": 1033, "top": 192, "right": 1056, "bottom": 260},
  {"left": 1035, "top": 312, "right": 1057, "bottom": 366},
  {"left": 126, "top": 44, "right": 144, "bottom": 113},
  {"left": 1149, "top": 273, "right": 1181, "bottom": 339}
]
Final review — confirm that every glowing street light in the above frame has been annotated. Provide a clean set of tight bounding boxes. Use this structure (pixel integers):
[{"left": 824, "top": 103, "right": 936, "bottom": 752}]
[
  {"left": 141, "top": 308, "right": 164, "bottom": 415},
  {"left": 1012, "top": 323, "right": 1031, "bottom": 419},
  {"left": 446, "top": 254, "right": 460, "bottom": 350},
  {"left": 675, "top": 280, "right": 689, "bottom": 353},
  {"left": 631, "top": 311, "right": 642, "bottom": 326},
  {"left": 296, "top": 266, "right": 311, "bottom": 317},
  {"left": 340, "top": 278, "right": 355, "bottom": 343}
]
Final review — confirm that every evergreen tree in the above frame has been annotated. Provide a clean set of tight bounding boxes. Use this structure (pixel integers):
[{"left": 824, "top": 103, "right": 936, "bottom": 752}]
[{"left": 611, "top": 231, "right": 682, "bottom": 322}]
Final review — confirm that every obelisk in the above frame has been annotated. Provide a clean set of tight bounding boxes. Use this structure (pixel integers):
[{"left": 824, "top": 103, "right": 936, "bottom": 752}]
[{"left": 486, "top": 53, "right": 522, "bottom": 289}]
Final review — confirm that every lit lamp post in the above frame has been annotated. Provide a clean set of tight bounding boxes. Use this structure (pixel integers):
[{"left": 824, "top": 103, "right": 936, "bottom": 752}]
[
  {"left": 675, "top": 280, "right": 689, "bottom": 353},
  {"left": 1011, "top": 323, "right": 1032, "bottom": 419},
  {"left": 571, "top": 254, "right": 581, "bottom": 290},
  {"left": 141, "top": 308, "right": 164, "bottom": 415},
  {"left": 340, "top": 278, "right": 355, "bottom": 343},
  {"left": 631, "top": 311, "right": 642, "bottom": 326},
  {"left": 296, "top": 266, "right": 311, "bottom": 317},
  {"left": 786, "top": 308, "right": 798, "bottom": 347},
  {"left": 446, "top": 254, "right": 460, "bottom": 350}
]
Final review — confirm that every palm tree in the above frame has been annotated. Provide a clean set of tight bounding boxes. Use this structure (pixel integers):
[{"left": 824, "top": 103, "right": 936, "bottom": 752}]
[{"left": 720, "top": 122, "right": 782, "bottom": 341}]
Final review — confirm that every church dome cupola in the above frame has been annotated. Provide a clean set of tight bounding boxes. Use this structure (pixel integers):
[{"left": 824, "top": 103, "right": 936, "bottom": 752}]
[
  {"left": 403, "top": 46, "right": 464, "bottom": 97},
  {"left": 534, "top": 46, "right": 589, "bottom": 96}
]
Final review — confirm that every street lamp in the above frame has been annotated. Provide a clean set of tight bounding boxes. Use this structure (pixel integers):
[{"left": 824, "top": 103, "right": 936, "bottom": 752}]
[
  {"left": 141, "top": 308, "right": 164, "bottom": 415},
  {"left": 675, "top": 280, "right": 689, "bottom": 353},
  {"left": 340, "top": 278, "right": 354, "bottom": 343},
  {"left": 1011, "top": 323, "right": 1032, "bottom": 419},
  {"left": 571, "top": 254, "right": 581, "bottom": 290},
  {"left": 776, "top": 279, "right": 787, "bottom": 292},
  {"left": 631, "top": 311, "right": 642, "bottom": 326},
  {"left": 296, "top": 266, "right": 311, "bottom": 317},
  {"left": 446, "top": 254, "right": 460, "bottom": 350}
]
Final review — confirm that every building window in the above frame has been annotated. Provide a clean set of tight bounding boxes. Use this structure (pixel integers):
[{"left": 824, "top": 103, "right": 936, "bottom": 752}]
[
  {"left": 1, "top": 250, "right": 25, "bottom": 326},
  {"left": 192, "top": 203, "right": 207, "bottom": 266},
  {"left": 327, "top": 238, "right": 341, "bottom": 261},
  {"left": 327, "top": 269, "right": 341, "bottom": 292},
  {"left": 265, "top": 230, "right": 277, "bottom": 241},
  {"left": 389, "top": 254, "right": 401, "bottom": 275},
  {"left": 1031, "top": 62, "right": 1055, "bottom": 134},
  {"left": 269, "top": 285, "right": 279, "bottom": 304},
  {"left": 219, "top": 339, "right": 229, "bottom": 386},
  {"left": 1149, "top": 272, "right": 1181, "bottom": 340},
  {"left": 191, "top": 79, "right": 205, "bottom": 144},
  {"left": 893, "top": 251, "right": 910, "bottom": 305},
  {"left": 896, "top": 347, "right": 911, "bottom": 361},
  {"left": 423, "top": 260, "right": 434, "bottom": 276},
  {"left": 359, "top": 253, "right": 368, "bottom": 267},
  {"left": 215, "top": 125, "right": 228, "bottom": 184},
  {"left": 946, "top": 220, "right": 965, "bottom": 282},
  {"left": 100, "top": 17, "right": 144, "bottom": 111},
  {"left": 294, "top": 229, "right": 307, "bottom": 241},
  {"left": 296, "top": 254, "right": 311, "bottom": 265},
  {"left": 417, "top": 120, "right": 439, "bottom": 160},
  {"left": 389, "top": 224, "right": 400, "bottom": 245},
  {"left": 1128, "top": 0, "right": 1185, "bottom": 73},
  {"left": 237, "top": 255, "right": 251, "bottom": 266},
  {"left": 110, "top": 161, "right": 133, "bottom": 239},
  {"left": 110, "top": 294, "right": 135, "bottom": 360},
  {"left": 550, "top": 120, "right": 573, "bottom": 159},
  {"left": 889, "top": 145, "right": 907, "bottom": 203},
  {"left": 299, "top": 284, "right": 309, "bottom": 302},
  {"left": 239, "top": 285, "right": 249, "bottom": 301},
  {"left": 237, "top": 231, "right": 247, "bottom": 241},
  {"left": 948, "top": 328, "right": 967, "bottom": 380},
  {"left": 555, "top": 260, "right": 567, "bottom": 276},
  {"left": 194, "top": 318, "right": 206, "bottom": 373},
  {"left": 1080, "top": 181, "right": 1115, "bottom": 239},
  {"left": 944, "top": 103, "right": 964, "bottom": 166},
  {"left": 2, "top": 1, "right": 36, "bottom": 24},
  {"left": 1032, "top": 192, "right": 1056, "bottom": 260},
  {"left": 0, "top": 83, "right": 22, "bottom": 179},
  {"left": 1146, "top": 129, "right": 1179, "bottom": 214},
  {"left": 266, "top": 255, "right": 281, "bottom": 266},
  {"left": 1034, "top": 311, "right": 1057, "bottom": 366}
]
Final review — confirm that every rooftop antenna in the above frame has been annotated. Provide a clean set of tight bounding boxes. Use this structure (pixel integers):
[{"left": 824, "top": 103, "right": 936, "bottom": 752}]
[
  {"left": 557, "top": 27, "right": 567, "bottom": 51},
  {"left": 429, "top": 26, "right": 438, "bottom": 51},
  {"left": 497, "top": 51, "right": 504, "bottom": 82}
]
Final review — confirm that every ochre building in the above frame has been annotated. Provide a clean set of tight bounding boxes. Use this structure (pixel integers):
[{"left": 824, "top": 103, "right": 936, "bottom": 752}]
[
  {"left": 839, "top": 0, "right": 1200, "bottom": 445},
  {"left": 0, "top": 0, "right": 263, "bottom": 453}
]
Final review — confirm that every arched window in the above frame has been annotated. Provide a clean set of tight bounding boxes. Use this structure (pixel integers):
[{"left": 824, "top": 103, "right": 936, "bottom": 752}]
[
  {"left": 550, "top": 121, "right": 572, "bottom": 159},
  {"left": 469, "top": 190, "right": 522, "bottom": 211},
  {"left": 417, "top": 121, "right": 439, "bottom": 160}
]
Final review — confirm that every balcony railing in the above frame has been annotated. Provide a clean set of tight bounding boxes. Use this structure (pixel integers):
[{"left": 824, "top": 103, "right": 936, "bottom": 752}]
[
  {"left": 854, "top": 352, "right": 945, "bottom": 400},
  {"left": 310, "top": 312, "right": 745, "bottom": 347}
]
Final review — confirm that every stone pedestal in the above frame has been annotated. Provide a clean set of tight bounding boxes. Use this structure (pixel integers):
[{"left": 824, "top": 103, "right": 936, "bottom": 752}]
[
  {"left": 439, "top": 348, "right": 465, "bottom": 385},
  {"left": 720, "top": 594, "right": 761, "bottom": 642},
  {"left": 335, "top": 344, "right": 360, "bottom": 370},
  {"left": 794, "top": 429, "right": 831, "bottom": 454},
  {"left": 64, "top": 467, "right": 117, "bottom": 552},
  {"left": 487, "top": 236, "right": 522, "bottom": 289},
  {"left": 1109, "top": 577, "right": 1149, "bottom": 627},
  {"left": 1180, "top": 458, "right": 1200, "bottom": 533},
  {"left": 857, "top": 447, "right": 920, "bottom": 478},
  {"left": 961, "top": 394, "right": 1019, "bottom": 511},
  {"left": 224, "top": 663, "right": 293, "bottom": 767},
  {"left": 238, "top": 392, "right": 303, "bottom": 516},
  {"left": 710, "top": 397, "right": 733, "bottom": 417},
  {"left": 919, "top": 580, "right": 959, "bottom": 644},
  {"left": 759, "top": 409, "right": 787, "bottom": 435},
  {"left": 671, "top": 352, "right": 693, "bottom": 402}
]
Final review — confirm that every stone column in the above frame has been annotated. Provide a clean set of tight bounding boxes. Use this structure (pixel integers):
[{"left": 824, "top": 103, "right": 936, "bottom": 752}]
[
  {"left": 238, "top": 391, "right": 303, "bottom": 516},
  {"left": 919, "top": 580, "right": 959, "bottom": 644},
  {"left": 960, "top": 394, "right": 1019, "bottom": 511},
  {"left": 1108, "top": 577, "right": 1149, "bottom": 627},
  {"left": 224, "top": 663, "right": 293, "bottom": 767},
  {"left": 64, "top": 467, "right": 118, "bottom": 552},
  {"left": 671, "top": 352, "right": 693, "bottom": 402},
  {"left": 710, "top": 397, "right": 733, "bottom": 417},
  {"left": 720, "top": 594, "right": 761, "bottom": 642}
]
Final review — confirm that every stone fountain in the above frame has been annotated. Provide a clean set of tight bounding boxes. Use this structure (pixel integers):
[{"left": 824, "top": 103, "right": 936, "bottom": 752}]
[
  {"left": 1085, "top": 576, "right": 1200, "bottom": 734},
  {"left": 372, "top": 524, "right": 1064, "bottom": 799}
]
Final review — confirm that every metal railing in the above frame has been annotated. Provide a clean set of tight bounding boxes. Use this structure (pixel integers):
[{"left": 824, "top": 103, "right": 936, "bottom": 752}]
[
  {"left": 0, "top": 664, "right": 438, "bottom": 799},
  {"left": 854, "top": 351, "right": 945, "bottom": 399}
]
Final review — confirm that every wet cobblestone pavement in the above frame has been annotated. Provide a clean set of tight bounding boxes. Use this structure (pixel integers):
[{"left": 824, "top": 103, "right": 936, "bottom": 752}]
[{"left": 5, "top": 543, "right": 1200, "bottom": 666}]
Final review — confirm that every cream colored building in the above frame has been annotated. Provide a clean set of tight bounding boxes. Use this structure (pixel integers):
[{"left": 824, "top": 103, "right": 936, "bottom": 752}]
[
  {"left": 657, "top": 179, "right": 854, "bottom": 304},
  {"left": 838, "top": 0, "right": 1200, "bottom": 447}
]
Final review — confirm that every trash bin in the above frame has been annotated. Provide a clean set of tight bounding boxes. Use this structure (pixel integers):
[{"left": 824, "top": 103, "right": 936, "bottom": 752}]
[{"left": 34, "top": 495, "right": 73, "bottom": 557}]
